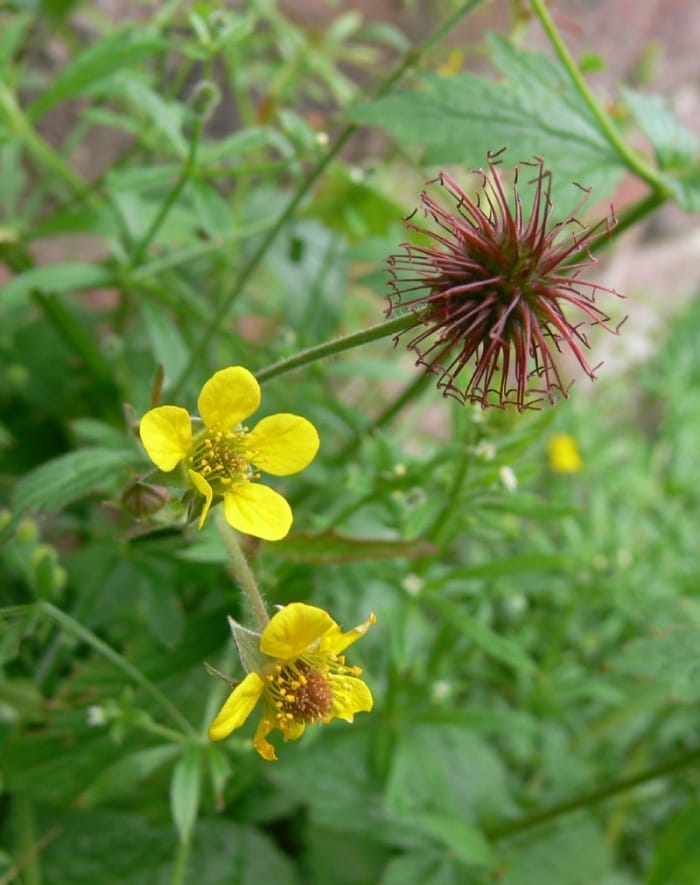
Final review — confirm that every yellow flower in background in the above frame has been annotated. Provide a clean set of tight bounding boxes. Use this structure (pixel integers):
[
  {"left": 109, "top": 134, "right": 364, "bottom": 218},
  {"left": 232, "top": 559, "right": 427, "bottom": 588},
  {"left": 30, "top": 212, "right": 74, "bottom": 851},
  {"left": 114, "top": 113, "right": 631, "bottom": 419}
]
[
  {"left": 208, "top": 603, "right": 375, "bottom": 760},
  {"left": 548, "top": 433, "right": 583, "bottom": 474},
  {"left": 139, "top": 366, "right": 319, "bottom": 541}
]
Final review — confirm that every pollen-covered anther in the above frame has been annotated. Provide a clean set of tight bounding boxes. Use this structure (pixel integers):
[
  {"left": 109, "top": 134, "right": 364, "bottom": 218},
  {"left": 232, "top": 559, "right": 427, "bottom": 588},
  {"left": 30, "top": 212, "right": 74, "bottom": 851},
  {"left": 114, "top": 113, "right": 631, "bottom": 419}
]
[
  {"left": 189, "top": 428, "right": 249, "bottom": 486},
  {"left": 270, "top": 663, "right": 334, "bottom": 726}
]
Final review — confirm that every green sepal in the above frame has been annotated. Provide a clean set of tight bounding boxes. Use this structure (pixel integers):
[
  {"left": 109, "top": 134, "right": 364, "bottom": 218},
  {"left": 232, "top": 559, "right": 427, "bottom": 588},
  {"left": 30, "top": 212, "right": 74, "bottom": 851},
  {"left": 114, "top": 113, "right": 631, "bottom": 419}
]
[{"left": 227, "top": 616, "right": 269, "bottom": 674}]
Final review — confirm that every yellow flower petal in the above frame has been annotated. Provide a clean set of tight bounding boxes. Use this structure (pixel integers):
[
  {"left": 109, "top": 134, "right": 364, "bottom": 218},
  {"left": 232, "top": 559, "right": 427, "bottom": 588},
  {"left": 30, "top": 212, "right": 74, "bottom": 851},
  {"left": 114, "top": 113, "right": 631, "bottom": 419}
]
[
  {"left": 329, "top": 675, "right": 373, "bottom": 721},
  {"left": 283, "top": 720, "right": 305, "bottom": 742},
  {"left": 198, "top": 366, "right": 261, "bottom": 430},
  {"left": 321, "top": 613, "right": 377, "bottom": 655},
  {"left": 261, "top": 602, "right": 336, "bottom": 660},
  {"left": 208, "top": 672, "right": 265, "bottom": 741},
  {"left": 139, "top": 406, "right": 192, "bottom": 472},
  {"left": 223, "top": 483, "right": 292, "bottom": 541},
  {"left": 247, "top": 414, "right": 320, "bottom": 476},
  {"left": 253, "top": 716, "right": 278, "bottom": 761},
  {"left": 188, "top": 470, "right": 214, "bottom": 528}
]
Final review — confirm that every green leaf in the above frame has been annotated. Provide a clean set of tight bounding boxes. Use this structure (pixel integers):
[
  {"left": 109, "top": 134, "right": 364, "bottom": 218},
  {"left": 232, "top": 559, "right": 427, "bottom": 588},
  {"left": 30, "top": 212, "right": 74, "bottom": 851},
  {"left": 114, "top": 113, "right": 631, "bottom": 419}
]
[
  {"left": 445, "top": 553, "right": 568, "bottom": 580},
  {"left": 403, "top": 813, "right": 495, "bottom": 867},
  {"left": 178, "top": 528, "right": 436, "bottom": 564},
  {"left": 424, "top": 592, "right": 536, "bottom": 674},
  {"left": 273, "top": 530, "right": 438, "bottom": 563},
  {"left": 386, "top": 726, "right": 511, "bottom": 825},
  {"left": 647, "top": 802, "right": 700, "bottom": 885},
  {"left": 28, "top": 31, "right": 165, "bottom": 121},
  {"left": 78, "top": 745, "right": 181, "bottom": 807},
  {"left": 0, "top": 262, "right": 113, "bottom": 310},
  {"left": 38, "top": 809, "right": 301, "bottom": 885},
  {"left": 501, "top": 817, "right": 611, "bottom": 884},
  {"left": 610, "top": 627, "right": 700, "bottom": 701},
  {"left": 170, "top": 746, "right": 201, "bottom": 844},
  {"left": 141, "top": 300, "right": 190, "bottom": 384},
  {"left": 13, "top": 448, "right": 136, "bottom": 515},
  {"left": 623, "top": 87, "right": 699, "bottom": 170},
  {"left": 348, "top": 33, "right": 625, "bottom": 206}
]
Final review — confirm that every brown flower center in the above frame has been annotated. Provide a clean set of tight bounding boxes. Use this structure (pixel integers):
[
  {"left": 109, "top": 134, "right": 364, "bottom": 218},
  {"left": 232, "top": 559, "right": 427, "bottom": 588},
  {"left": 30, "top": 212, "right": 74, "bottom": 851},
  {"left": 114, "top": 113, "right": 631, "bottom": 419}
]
[{"left": 266, "top": 661, "right": 334, "bottom": 729}]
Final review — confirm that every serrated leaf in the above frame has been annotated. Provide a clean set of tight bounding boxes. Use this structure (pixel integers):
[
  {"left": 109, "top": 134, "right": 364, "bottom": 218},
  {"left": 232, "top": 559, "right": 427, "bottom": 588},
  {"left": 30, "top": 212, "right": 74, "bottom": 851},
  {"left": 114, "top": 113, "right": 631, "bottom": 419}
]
[
  {"left": 405, "top": 813, "right": 494, "bottom": 867},
  {"left": 623, "top": 86, "right": 699, "bottom": 170},
  {"left": 13, "top": 448, "right": 136, "bottom": 515},
  {"left": 1, "top": 262, "right": 114, "bottom": 310},
  {"left": 610, "top": 627, "right": 700, "bottom": 701},
  {"left": 348, "top": 33, "right": 625, "bottom": 206},
  {"left": 78, "top": 744, "right": 180, "bottom": 807},
  {"left": 170, "top": 746, "right": 201, "bottom": 844},
  {"left": 28, "top": 31, "right": 164, "bottom": 120}
]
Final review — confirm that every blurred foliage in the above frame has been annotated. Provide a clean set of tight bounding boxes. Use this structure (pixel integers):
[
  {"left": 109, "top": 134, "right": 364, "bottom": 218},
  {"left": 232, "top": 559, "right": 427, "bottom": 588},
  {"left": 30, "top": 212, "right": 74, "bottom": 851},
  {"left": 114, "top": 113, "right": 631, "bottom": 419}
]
[{"left": 1, "top": 0, "right": 700, "bottom": 883}]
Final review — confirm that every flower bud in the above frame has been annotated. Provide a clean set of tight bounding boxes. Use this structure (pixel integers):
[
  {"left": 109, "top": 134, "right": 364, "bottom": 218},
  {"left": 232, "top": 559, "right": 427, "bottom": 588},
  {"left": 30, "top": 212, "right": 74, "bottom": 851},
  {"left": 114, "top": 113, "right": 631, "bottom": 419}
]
[
  {"left": 122, "top": 479, "right": 169, "bottom": 519},
  {"left": 189, "top": 80, "right": 221, "bottom": 121}
]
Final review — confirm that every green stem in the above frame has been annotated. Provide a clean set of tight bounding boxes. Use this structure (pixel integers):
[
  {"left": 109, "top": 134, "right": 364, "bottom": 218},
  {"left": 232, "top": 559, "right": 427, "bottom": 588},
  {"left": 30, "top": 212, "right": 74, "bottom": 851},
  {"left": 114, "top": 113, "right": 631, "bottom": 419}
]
[
  {"left": 255, "top": 313, "right": 420, "bottom": 383},
  {"left": 216, "top": 515, "right": 269, "bottom": 628},
  {"left": 12, "top": 795, "right": 43, "bottom": 885},
  {"left": 38, "top": 602, "right": 195, "bottom": 736},
  {"left": 129, "top": 120, "right": 203, "bottom": 268},
  {"left": 169, "top": 835, "right": 192, "bottom": 885},
  {"left": 171, "top": 0, "right": 487, "bottom": 397},
  {"left": 487, "top": 743, "right": 700, "bottom": 840},
  {"left": 529, "top": 0, "right": 669, "bottom": 195}
]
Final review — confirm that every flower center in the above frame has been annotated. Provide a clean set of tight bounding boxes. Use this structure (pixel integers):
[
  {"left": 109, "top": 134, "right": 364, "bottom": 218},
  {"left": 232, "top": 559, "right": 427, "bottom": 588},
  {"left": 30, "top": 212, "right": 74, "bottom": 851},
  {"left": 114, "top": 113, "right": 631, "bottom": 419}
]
[
  {"left": 265, "top": 661, "right": 334, "bottom": 731},
  {"left": 188, "top": 428, "right": 254, "bottom": 491}
]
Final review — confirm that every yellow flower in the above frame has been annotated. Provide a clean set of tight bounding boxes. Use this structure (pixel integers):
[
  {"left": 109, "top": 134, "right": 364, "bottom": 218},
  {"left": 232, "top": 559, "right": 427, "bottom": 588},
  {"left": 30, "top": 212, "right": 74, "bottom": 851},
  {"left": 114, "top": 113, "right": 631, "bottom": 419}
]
[
  {"left": 548, "top": 433, "right": 583, "bottom": 474},
  {"left": 208, "top": 602, "right": 376, "bottom": 760},
  {"left": 139, "top": 366, "right": 319, "bottom": 541}
]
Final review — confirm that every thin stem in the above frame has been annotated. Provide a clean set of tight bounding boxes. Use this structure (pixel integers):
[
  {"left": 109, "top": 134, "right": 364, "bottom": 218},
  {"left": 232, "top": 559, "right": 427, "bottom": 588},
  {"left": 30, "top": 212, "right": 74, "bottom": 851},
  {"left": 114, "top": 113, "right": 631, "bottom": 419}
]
[
  {"left": 255, "top": 313, "right": 420, "bottom": 383},
  {"left": 169, "top": 835, "right": 192, "bottom": 885},
  {"left": 11, "top": 796, "right": 45, "bottom": 885},
  {"left": 216, "top": 514, "right": 269, "bottom": 628},
  {"left": 171, "top": 0, "right": 486, "bottom": 397},
  {"left": 487, "top": 743, "right": 700, "bottom": 840},
  {"left": 129, "top": 120, "right": 203, "bottom": 268},
  {"left": 38, "top": 602, "right": 195, "bottom": 736},
  {"left": 529, "top": 0, "right": 670, "bottom": 195}
]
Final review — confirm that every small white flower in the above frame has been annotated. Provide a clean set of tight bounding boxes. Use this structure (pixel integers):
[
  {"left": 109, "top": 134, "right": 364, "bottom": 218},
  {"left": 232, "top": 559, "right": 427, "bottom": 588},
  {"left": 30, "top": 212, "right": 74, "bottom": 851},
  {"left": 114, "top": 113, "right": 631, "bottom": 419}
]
[
  {"left": 474, "top": 441, "right": 496, "bottom": 461},
  {"left": 499, "top": 465, "right": 518, "bottom": 491},
  {"left": 87, "top": 705, "right": 106, "bottom": 726},
  {"left": 430, "top": 680, "right": 452, "bottom": 703},
  {"left": 401, "top": 573, "right": 424, "bottom": 597}
]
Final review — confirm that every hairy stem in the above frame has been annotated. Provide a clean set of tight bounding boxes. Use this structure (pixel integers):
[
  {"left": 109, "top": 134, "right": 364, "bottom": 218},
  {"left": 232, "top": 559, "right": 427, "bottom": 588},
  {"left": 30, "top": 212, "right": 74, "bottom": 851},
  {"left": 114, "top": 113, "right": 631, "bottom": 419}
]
[
  {"left": 530, "top": 0, "right": 669, "bottom": 195},
  {"left": 216, "top": 515, "right": 269, "bottom": 628},
  {"left": 255, "top": 313, "right": 420, "bottom": 383}
]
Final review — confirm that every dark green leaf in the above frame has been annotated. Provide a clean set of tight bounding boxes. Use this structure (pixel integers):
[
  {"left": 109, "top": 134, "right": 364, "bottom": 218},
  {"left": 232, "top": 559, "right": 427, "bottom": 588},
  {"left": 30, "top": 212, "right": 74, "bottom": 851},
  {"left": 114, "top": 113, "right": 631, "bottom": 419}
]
[
  {"left": 647, "top": 802, "right": 700, "bottom": 885},
  {"left": 13, "top": 448, "right": 137, "bottom": 515}
]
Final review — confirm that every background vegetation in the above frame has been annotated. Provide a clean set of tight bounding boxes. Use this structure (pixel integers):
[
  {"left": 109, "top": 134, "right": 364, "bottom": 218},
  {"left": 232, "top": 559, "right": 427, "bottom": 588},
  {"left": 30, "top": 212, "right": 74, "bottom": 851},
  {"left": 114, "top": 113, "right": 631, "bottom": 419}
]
[{"left": 2, "top": 1, "right": 700, "bottom": 882}]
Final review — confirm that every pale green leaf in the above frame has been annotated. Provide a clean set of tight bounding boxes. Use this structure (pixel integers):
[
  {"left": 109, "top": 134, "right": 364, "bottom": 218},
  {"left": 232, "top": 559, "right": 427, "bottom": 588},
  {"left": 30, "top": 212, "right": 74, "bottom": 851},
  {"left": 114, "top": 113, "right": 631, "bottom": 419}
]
[{"left": 170, "top": 746, "right": 201, "bottom": 844}]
